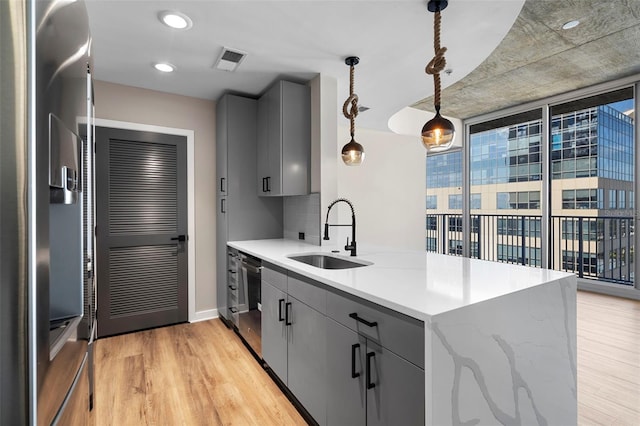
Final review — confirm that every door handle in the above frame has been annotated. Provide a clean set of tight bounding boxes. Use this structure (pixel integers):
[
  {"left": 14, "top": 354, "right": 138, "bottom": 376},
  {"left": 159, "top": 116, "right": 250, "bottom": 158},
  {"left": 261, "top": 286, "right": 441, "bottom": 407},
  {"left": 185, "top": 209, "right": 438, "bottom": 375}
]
[
  {"left": 278, "top": 298, "right": 285, "bottom": 321},
  {"left": 366, "top": 352, "right": 376, "bottom": 389},
  {"left": 351, "top": 343, "right": 361, "bottom": 378},
  {"left": 285, "top": 302, "right": 292, "bottom": 326},
  {"left": 171, "top": 235, "right": 187, "bottom": 242},
  {"left": 220, "top": 177, "right": 226, "bottom": 193},
  {"left": 349, "top": 312, "right": 378, "bottom": 328},
  {"left": 221, "top": 198, "right": 226, "bottom": 213}
]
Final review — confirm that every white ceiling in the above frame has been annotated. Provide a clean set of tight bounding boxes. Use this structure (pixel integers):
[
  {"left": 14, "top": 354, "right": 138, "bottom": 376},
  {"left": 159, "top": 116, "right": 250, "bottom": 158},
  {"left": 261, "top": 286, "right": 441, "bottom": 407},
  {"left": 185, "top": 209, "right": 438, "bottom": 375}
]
[{"left": 85, "top": 0, "right": 524, "bottom": 131}]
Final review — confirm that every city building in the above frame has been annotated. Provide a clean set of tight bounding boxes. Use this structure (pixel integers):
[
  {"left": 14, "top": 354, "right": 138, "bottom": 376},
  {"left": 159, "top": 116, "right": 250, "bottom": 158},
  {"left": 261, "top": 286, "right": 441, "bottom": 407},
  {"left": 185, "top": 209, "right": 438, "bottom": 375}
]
[{"left": 426, "top": 99, "right": 635, "bottom": 286}]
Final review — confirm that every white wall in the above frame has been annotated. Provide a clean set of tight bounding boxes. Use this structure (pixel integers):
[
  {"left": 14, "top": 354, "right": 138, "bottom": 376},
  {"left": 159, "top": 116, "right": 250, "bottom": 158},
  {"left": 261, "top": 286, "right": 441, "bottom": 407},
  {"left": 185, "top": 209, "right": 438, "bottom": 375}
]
[
  {"left": 93, "top": 80, "right": 217, "bottom": 315},
  {"left": 336, "top": 125, "right": 426, "bottom": 251},
  {"left": 311, "top": 75, "right": 339, "bottom": 230}
]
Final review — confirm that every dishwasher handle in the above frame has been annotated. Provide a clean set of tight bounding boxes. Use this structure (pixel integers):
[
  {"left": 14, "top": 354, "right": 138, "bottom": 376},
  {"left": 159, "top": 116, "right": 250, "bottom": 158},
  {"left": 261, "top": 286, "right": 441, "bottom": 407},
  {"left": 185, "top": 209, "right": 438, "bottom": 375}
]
[{"left": 240, "top": 260, "right": 263, "bottom": 274}]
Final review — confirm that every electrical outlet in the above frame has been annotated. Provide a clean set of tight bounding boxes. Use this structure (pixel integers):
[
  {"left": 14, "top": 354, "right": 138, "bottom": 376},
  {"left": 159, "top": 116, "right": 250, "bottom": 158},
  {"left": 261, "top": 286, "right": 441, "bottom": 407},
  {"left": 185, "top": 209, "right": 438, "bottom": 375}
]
[{"left": 298, "top": 232, "right": 305, "bottom": 240}]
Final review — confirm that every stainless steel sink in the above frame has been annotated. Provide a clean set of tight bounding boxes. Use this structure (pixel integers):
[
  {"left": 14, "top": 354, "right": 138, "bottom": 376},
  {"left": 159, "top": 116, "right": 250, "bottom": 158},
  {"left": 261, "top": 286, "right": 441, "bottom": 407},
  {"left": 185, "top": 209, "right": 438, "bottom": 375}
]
[{"left": 287, "top": 253, "right": 372, "bottom": 270}]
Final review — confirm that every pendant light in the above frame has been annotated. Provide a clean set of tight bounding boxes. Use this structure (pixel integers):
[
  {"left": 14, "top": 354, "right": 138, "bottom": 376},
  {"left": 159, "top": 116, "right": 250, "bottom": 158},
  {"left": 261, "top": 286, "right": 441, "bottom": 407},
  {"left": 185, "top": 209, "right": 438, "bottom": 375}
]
[
  {"left": 422, "top": 0, "right": 455, "bottom": 152},
  {"left": 341, "top": 56, "right": 365, "bottom": 166}
]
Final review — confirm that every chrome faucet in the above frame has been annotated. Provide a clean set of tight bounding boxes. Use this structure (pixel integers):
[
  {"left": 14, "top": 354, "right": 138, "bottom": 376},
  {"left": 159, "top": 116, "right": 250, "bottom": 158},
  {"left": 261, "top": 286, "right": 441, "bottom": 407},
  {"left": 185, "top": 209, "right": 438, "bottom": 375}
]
[{"left": 323, "top": 198, "right": 357, "bottom": 256}]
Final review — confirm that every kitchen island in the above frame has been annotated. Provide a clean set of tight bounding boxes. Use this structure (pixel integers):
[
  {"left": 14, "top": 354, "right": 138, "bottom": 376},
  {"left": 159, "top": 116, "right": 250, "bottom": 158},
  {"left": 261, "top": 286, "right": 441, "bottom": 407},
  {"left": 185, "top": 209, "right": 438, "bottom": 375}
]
[{"left": 228, "top": 239, "right": 577, "bottom": 426}]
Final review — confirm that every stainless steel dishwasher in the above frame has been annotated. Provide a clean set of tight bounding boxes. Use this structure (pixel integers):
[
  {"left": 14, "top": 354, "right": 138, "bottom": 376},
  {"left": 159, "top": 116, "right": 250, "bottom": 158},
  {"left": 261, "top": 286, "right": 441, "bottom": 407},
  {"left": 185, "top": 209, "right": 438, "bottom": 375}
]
[{"left": 238, "top": 253, "right": 262, "bottom": 358}]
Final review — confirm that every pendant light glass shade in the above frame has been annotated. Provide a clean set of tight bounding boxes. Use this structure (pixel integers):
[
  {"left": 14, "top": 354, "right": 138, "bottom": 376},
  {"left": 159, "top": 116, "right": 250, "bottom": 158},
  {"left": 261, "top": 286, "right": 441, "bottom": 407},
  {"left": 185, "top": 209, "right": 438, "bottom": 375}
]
[
  {"left": 422, "top": 0, "right": 455, "bottom": 153},
  {"left": 421, "top": 110, "right": 455, "bottom": 152},
  {"left": 341, "top": 138, "right": 365, "bottom": 166},
  {"left": 341, "top": 56, "right": 364, "bottom": 166}
]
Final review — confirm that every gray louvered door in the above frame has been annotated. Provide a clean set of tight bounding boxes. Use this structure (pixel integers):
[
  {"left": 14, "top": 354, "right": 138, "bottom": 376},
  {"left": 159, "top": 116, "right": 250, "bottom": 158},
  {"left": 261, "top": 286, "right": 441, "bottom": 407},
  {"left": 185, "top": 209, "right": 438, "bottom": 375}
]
[{"left": 96, "top": 127, "right": 187, "bottom": 337}]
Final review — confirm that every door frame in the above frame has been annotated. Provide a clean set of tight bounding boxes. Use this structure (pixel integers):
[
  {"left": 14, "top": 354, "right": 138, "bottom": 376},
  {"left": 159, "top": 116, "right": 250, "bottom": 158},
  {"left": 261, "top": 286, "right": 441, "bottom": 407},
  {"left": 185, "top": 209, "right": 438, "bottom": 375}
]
[{"left": 94, "top": 118, "right": 197, "bottom": 322}]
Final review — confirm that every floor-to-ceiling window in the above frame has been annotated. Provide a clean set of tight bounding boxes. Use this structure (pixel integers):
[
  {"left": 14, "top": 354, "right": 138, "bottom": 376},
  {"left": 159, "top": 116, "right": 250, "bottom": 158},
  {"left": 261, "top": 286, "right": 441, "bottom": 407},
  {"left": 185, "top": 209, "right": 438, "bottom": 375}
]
[
  {"left": 467, "top": 109, "right": 543, "bottom": 266},
  {"left": 549, "top": 88, "right": 635, "bottom": 285},
  {"left": 426, "top": 82, "right": 637, "bottom": 294},
  {"left": 426, "top": 150, "right": 462, "bottom": 255}
]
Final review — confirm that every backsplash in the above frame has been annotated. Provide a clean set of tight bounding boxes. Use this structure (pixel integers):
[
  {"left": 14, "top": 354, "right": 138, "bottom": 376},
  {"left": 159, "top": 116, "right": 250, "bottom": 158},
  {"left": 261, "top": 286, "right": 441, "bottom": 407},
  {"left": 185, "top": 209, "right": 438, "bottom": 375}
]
[{"left": 284, "top": 193, "right": 321, "bottom": 245}]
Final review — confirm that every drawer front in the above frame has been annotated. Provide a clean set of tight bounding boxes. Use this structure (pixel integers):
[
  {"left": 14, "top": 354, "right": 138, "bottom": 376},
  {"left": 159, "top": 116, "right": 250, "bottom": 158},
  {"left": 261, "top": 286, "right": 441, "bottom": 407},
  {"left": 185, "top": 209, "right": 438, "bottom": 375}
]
[
  {"left": 227, "top": 289, "right": 238, "bottom": 327},
  {"left": 326, "top": 290, "right": 424, "bottom": 369},
  {"left": 287, "top": 273, "right": 326, "bottom": 315},
  {"left": 262, "top": 263, "right": 288, "bottom": 292}
]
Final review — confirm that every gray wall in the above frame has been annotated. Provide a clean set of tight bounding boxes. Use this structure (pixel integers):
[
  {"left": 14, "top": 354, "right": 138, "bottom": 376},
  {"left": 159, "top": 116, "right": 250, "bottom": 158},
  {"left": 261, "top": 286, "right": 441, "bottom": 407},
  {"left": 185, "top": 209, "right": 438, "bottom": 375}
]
[{"left": 93, "top": 80, "right": 217, "bottom": 314}]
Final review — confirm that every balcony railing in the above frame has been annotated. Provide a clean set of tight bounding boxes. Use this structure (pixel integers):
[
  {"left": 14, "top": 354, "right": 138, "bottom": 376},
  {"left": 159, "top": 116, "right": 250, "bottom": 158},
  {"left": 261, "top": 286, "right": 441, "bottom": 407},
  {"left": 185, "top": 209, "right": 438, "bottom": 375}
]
[{"left": 426, "top": 213, "right": 634, "bottom": 286}]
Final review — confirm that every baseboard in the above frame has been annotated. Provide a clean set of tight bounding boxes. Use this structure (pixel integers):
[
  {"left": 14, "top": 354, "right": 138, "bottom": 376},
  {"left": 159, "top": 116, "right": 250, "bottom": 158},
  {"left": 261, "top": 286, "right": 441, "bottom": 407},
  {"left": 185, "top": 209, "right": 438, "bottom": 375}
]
[
  {"left": 578, "top": 280, "right": 640, "bottom": 301},
  {"left": 191, "top": 308, "right": 218, "bottom": 323}
]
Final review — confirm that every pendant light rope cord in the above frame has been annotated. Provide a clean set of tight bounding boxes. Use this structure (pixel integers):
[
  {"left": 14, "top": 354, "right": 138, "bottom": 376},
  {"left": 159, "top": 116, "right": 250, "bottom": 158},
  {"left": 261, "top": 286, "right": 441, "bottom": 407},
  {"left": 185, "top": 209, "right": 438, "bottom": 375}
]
[
  {"left": 343, "top": 64, "right": 359, "bottom": 137},
  {"left": 425, "top": 10, "right": 447, "bottom": 109}
]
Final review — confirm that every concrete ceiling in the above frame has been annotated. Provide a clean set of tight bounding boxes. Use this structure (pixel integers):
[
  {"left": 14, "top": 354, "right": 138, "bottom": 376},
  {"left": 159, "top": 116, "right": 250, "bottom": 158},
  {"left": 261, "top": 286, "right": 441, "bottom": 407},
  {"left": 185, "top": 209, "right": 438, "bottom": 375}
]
[
  {"left": 84, "top": 0, "right": 524, "bottom": 131},
  {"left": 412, "top": 0, "right": 640, "bottom": 120}
]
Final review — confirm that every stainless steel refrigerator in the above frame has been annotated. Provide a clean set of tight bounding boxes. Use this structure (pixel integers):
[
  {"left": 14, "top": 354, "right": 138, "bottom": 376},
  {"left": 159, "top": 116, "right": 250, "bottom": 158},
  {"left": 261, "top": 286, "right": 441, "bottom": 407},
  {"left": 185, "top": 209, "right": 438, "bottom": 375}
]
[{"left": 1, "top": 0, "right": 95, "bottom": 424}]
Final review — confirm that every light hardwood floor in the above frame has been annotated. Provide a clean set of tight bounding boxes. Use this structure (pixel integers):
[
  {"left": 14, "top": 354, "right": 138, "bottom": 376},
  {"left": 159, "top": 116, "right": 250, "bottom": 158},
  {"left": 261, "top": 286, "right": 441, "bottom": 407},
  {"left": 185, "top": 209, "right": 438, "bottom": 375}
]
[
  {"left": 93, "top": 291, "right": 640, "bottom": 425},
  {"left": 92, "top": 319, "right": 305, "bottom": 425},
  {"left": 577, "top": 291, "right": 640, "bottom": 425}
]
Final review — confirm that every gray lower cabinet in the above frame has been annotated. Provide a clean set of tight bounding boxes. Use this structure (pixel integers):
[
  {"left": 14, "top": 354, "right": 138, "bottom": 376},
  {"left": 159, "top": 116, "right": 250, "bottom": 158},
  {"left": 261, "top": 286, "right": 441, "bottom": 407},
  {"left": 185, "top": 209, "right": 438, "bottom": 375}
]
[
  {"left": 287, "top": 295, "right": 326, "bottom": 426},
  {"left": 326, "top": 318, "right": 424, "bottom": 426},
  {"left": 262, "top": 265, "right": 424, "bottom": 426},
  {"left": 261, "top": 279, "right": 288, "bottom": 382},
  {"left": 216, "top": 196, "right": 228, "bottom": 320},
  {"left": 366, "top": 340, "right": 424, "bottom": 426},
  {"left": 326, "top": 318, "right": 366, "bottom": 426},
  {"left": 262, "top": 273, "right": 327, "bottom": 425}
]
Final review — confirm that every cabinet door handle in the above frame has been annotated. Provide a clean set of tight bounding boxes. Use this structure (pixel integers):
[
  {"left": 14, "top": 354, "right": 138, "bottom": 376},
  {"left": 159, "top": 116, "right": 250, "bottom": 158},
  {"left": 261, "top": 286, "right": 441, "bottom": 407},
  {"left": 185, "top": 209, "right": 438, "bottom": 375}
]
[
  {"left": 229, "top": 307, "right": 238, "bottom": 314},
  {"left": 262, "top": 177, "right": 266, "bottom": 193},
  {"left": 349, "top": 313, "right": 378, "bottom": 328},
  {"left": 228, "top": 270, "right": 236, "bottom": 274},
  {"left": 221, "top": 198, "right": 226, "bottom": 214},
  {"left": 278, "top": 298, "right": 285, "bottom": 322},
  {"left": 266, "top": 176, "right": 271, "bottom": 192},
  {"left": 366, "top": 352, "right": 376, "bottom": 389},
  {"left": 285, "top": 302, "right": 292, "bottom": 326},
  {"left": 220, "top": 177, "right": 225, "bottom": 193},
  {"left": 351, "top": 343, "right": 361, "bottom": 378},
  {"left": 228, "top": 285, "right": 237, "bottom": 291}
]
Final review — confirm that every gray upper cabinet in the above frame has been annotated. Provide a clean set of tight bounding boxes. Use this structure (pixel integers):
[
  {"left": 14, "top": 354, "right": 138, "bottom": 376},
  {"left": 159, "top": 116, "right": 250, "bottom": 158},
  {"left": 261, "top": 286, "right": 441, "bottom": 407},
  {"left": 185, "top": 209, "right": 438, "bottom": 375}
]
[
  {"left": 215, "top": 95, "right": 283, "bottom": 321},
  {"left": 216, "top": 96, "right": 229, "bottom": 197},
  {"left": 257, "top": 80, "right": 311, "bottom": 197}
]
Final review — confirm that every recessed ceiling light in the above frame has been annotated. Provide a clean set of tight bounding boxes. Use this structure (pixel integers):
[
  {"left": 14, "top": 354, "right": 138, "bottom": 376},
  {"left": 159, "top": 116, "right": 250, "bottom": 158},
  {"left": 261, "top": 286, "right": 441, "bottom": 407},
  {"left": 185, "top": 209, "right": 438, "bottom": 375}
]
[
  {"left": 154, "top": 63, "right": 175, "bottom": 73},
  {"left": 562, "top": 20, "right": 580, "bottom": 30},
  {"left": 158, "top": 11, "right": 193, "bottom": 30}
]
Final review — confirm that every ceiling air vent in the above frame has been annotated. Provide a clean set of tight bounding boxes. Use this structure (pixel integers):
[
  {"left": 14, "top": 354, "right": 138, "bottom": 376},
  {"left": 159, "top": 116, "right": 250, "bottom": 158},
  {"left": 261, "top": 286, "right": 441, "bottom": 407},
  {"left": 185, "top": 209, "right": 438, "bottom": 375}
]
[{"left": 215, "top": 47, "right": 247, "bottom": 72}]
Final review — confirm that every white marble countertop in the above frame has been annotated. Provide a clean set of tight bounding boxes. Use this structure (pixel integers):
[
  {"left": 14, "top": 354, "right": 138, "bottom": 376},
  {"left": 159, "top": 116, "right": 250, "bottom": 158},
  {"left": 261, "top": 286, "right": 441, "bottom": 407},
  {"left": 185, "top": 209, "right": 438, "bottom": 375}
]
[{"left": 228, "top": 239, "right": 573, "bottom": 320}]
